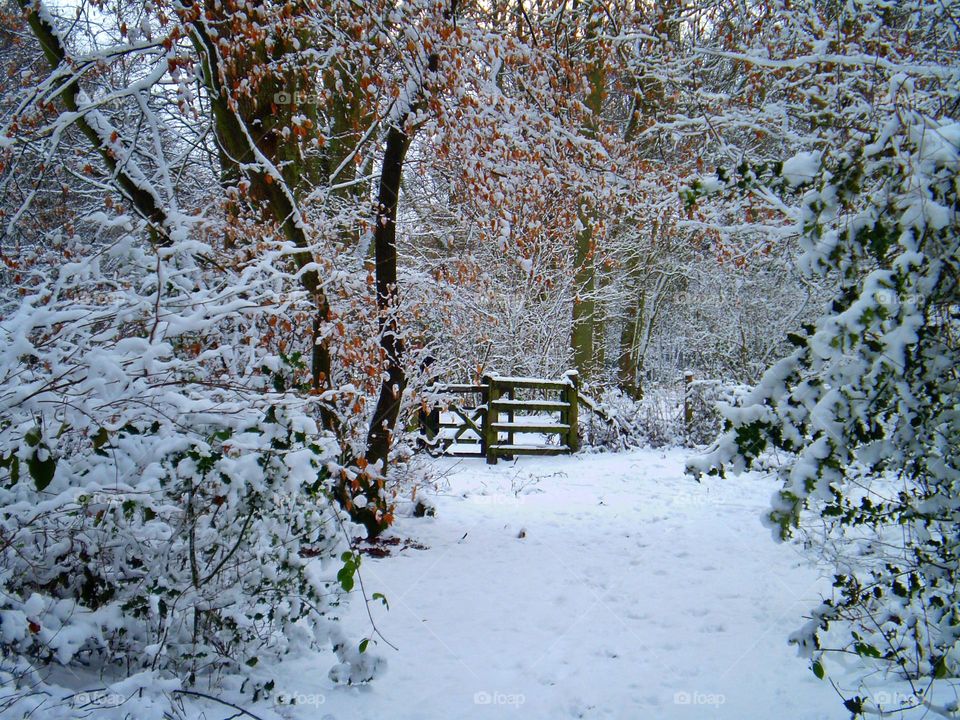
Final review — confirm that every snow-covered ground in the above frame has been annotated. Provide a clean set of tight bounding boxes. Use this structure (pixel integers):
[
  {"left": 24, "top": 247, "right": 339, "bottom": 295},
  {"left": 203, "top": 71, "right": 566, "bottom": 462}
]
[{"left": 273, "top": 448, "right": 848, "bottom": 720}]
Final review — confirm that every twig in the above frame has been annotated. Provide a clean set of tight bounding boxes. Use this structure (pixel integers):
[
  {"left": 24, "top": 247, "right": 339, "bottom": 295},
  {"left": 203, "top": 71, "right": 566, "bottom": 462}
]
[
  {"left": 172, "top": 689, "right": 268, "bottom": 720},
  {"left": 330, "top": 499, "right": 399, "bottom": 652}
]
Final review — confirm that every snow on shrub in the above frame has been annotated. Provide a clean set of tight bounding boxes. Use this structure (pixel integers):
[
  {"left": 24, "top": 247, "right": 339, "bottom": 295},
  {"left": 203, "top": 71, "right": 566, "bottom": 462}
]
[
  {"left": 580, "top": 386, "right": 677, "bottom": 449},
  {"left": 690, "top": 116, "right": 960, "bottom": 714},
  {"left": 0, "top": 228, "right": 379, "bottom": 717},
  {"left": 579, "top": 381, "right": 750, "bottom": 450},
  {"left": 681, "top": 378, "right": 751, "bottom": 447}
]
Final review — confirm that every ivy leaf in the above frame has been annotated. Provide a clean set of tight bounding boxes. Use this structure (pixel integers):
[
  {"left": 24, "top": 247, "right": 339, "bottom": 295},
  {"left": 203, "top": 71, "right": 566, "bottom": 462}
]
[
  {"left": 0, "top": 453, "right": 20, "bottom": 487},
  {"left": 812, "top": 660, "right": 825, "bottom": 680},
  {"left": 854, "top": 642, "right": 881, "bottom": 659},
  {"left": 92, "top": 427, "right": 110, "bottom": 449},
  {"left": 27, "top": 450, "right": 56, "bottom": 491},
  {"left": 843, "top": 696, "right": 863, "bottom": 716},
  {"left": 24, "top": 427, "right": 42, "bottom": 448}
]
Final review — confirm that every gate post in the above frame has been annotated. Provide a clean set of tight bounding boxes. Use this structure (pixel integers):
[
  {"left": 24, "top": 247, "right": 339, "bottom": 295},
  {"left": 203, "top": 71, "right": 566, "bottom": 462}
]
[
  {"left": 482, "top": 374, "right": 499, "bottom": 465},
  {"left": 683, "top": 371, "right": 694, "bottom": 439},
  {"left": 564, "top": 370, "right": 580, "bottom": 452},
  {"left": 505, "top": 386, "right": 515, "bottom": 460}
]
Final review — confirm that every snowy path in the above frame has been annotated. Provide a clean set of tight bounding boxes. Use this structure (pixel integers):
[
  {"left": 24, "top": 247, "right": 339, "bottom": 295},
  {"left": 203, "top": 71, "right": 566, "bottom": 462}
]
[{"left": 288, "top": 449, "right": 847, "bottom": 719}]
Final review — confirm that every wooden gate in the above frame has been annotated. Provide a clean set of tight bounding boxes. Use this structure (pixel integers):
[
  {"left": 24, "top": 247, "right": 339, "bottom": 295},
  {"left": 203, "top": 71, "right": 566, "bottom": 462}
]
[
  {"left": 419, "top": 372, "right": 580, "bottom": 465},
  {"left": 419, "top": 383, "right": 488, "bottom": 457}
]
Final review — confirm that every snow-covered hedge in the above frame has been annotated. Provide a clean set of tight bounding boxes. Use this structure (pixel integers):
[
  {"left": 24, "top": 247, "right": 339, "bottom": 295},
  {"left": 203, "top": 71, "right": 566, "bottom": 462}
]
[
  {"left": 579, "top": 386, "right": 677, "bottom": 449},
  {"left": 691, "top": 115, "right": 960, "bottom": 715},
  {"left": 682, "top": 378, "right": 751, "bottom": 447},
  {"left": 578, "top": 381, "right": 750, "bottom": 450},
  {"left": 0, "top": 231, "right": 378, "bottom": 717},
  {"left": 0, "top": 408, "right": 350, "bottom": 702}
]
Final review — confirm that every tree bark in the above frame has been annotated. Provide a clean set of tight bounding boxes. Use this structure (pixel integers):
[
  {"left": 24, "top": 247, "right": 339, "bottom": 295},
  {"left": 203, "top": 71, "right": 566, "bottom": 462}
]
[
  {"left": 571, "top": 1, "right": 605, "bottom": 381},
  {"left": 617, "top": 273, "right": 644, "bottom": 399},
  {"left": 572, "top": 211, "right": 597, "bottom": 378},
  {"left": 351, "top": 53, "right": 439, "bottom": 538},
  {"left": 187, "top": 14, "right": 337, "bottom": 422},
  {"left": 20, "top": 0, "right": 173, "bottom": 248},
  {"left": 364, "top": 121, "right": 412, "bottom": 470}
]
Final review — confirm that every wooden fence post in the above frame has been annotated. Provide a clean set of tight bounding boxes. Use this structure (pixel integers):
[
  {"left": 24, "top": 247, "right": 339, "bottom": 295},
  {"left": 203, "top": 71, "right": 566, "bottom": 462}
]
[
  {"left": 564, "top": 370, "right": 580, "bottom": 452},
  {"left": 482, "top": 374, "right": 499, "bottom": 465},
  {"left": 506, "top": 386, "right": 515, "bottom": 459},
  {"left": 423, "top": 384, "right": 441, "bottom": 440},
  {"left": 683, "top": 371, "right": 694, "bottom": 438}
]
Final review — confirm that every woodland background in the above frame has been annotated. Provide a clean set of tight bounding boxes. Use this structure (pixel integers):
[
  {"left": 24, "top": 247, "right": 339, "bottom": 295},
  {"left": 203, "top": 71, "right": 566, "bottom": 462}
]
[{"left": 1, "top": 1, "right": 958, "bottom": 718}]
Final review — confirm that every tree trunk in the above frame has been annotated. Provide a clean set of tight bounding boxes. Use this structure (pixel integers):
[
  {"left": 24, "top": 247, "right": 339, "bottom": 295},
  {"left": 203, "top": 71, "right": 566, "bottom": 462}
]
[
  {"left": 325, "top": 58, "right": 374, "bottom": 250},
  {"left": 571, "top": 1, "right": 605, "bottom": 381},
  {"left": 572, "top": 211, "right": 596, "bottom": 378},
  {"left": 20, "top": 0, "right": 173, "bottom": 248},
  {"left": 617, "top": 281, "right": 645, "bottom": 399},
  {"left": 341, "top": 120, "right": 410, "bottom": 538},
  {"left": 202, "top": 1, "right": 337, "bottom": 404},
  {"left": 188, "top": 17, "right": 337, "bottom": 422},
  {"left": 354, "top": 53, "right": 440, "bottom": 538},
  {"left": 365, "top": 121, "right": 411, "bottom": 472},
  {"left": 593, "top": 266, "right": 608, "bottom": 376}
]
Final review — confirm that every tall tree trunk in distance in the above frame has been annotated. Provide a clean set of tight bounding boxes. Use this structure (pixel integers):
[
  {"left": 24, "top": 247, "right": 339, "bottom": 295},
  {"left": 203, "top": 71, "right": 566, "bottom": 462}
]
[
  {"left": 594, "top": 267, "right": 608, "bottom": 376},
  {"left": 572, "top": 209, "right": 597, "bottom": 378},
  {"left": 571, "top": 1, "right": 605, "bottom": 381},
  {"left": 617, "top": 252, "right": 646, "bottom": 399},
  {"left": 616, "top": 0, "right": 680, "bottom": 397},
  {"left": 618, "top": 244, "right": 673, "bottom": 402},
  {"left": 617, "top": 220, "right": 658, "bottom": 399}
]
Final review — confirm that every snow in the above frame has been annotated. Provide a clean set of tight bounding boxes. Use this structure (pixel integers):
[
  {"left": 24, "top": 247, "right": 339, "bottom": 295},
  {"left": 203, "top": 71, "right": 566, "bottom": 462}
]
[
  {"left": 259, "top": 448, "right": 846, "bottom": 720},
  {"left": 781, "top": 151, "right": 820, "bottom": 187}
]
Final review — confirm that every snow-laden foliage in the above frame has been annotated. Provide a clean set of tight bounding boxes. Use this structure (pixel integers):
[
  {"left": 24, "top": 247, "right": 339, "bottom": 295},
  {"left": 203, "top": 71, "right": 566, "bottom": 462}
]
[
  {"left": 681, "top": 378, "right": 752, "bottom": 447},
  {"left": 577, "top": 388, "right": 656, "bottom": 450},
  {"left": 691, "top": 114, "right": 960, "bottom": 715},
  {"left": 574, "top": 379, "right": 750, "bottom": 450},
  {"left": 2, "top": 0, "right": 958, "bottom": 714},
  {"left": 0, "top": 219, "right": 380, "bottom": 716},
  {"left": 681, "top": 0, "right": 960, "bottom": 711}
]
